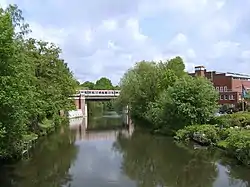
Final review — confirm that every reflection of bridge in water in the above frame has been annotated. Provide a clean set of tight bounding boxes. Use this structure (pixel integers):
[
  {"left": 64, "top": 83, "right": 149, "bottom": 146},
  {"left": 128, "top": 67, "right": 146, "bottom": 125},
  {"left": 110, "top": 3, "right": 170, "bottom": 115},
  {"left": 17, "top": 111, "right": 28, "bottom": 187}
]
[{"left": 69, "top": 117, "right": 133, "bottom": 142}]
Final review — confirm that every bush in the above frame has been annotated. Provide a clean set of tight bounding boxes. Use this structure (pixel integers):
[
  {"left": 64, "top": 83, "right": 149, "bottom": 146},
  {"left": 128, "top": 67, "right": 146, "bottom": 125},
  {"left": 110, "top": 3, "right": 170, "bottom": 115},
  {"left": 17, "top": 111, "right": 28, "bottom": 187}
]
[
  {"left": 175, "top": 125, "right": 219, "bottom": 144},
  {"left": 224, "top": 130, "right": 250, "bottom": 165},
  {"left": 210, "top": 112, "right": 250, "bottom": 128},
  {"left": 176, "top": 113, "right": 250, "bottom": 166}
]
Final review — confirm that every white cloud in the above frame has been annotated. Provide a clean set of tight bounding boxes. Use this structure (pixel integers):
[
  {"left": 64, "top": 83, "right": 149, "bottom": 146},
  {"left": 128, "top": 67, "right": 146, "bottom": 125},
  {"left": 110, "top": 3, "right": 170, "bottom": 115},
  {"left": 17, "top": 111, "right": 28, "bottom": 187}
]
[
  {"left": 186, "top": 49, "right": 196, "bottom": 59},
  {"left": 212, "top": 41, "right": 241, "bottom": 58},
  {"left": 0, "top": 0, "right": 8, "bottom": 8},
  {"left": 101, "top": 19, "right": 117, "bottom": 31},
  {"left": 241, "top": 50, "right": 250, "bottom": 60},
  {"left": 1, "top": 0, "right": 250, "bottom": 84},
  {"left": 28, "top": 22, "right": 67, "bottom": 46},
  {"left": 83, "top": 29, "right": 93, "bottom": 43},
  {"left": 215, "top": 1, "right": 225, "bottom": 9}
]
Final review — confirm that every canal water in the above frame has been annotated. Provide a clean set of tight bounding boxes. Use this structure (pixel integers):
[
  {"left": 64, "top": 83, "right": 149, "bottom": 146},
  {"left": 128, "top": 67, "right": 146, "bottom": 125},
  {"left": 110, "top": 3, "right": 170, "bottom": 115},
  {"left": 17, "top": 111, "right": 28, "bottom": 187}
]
[{"left": 0, "top": 110, "right": 250, "bottom": 187}]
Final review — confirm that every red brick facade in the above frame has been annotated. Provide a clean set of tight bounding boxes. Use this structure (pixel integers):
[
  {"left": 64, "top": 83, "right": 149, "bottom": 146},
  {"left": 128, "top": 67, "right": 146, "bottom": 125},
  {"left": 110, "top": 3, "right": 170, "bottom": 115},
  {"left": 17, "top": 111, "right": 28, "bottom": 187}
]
[{"left": 189, "top": 66, "right": 250, "bottom": 107}]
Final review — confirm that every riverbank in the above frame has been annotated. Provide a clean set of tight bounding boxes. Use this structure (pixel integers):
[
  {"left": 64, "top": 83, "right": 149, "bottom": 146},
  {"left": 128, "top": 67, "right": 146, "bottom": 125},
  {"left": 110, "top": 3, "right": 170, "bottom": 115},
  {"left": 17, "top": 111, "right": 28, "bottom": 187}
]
[
  {"left": 0, "top": 5, "right": 78, "bottom": 160},
  {"left": 174, "top": 112, "right": 250, "bottom": 166},
  {"left": 0, "top": 115, "right": 68, "bottom": 162}
]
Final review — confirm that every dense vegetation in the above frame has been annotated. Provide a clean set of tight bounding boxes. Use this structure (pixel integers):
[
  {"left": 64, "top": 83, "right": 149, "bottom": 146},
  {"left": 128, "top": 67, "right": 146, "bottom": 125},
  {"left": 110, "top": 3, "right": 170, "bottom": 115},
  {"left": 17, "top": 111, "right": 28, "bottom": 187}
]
[
  {"left": 0, "top": 5, "right": 77, "bottom": 159},
  {"left": 175, "top": 112, "right": 250, "bottom": 166},
  {"left": 79, "top": 77, "right": 119, "bottom": 90},
  {"left": 117, "top": 56, "right": 250, "bottom": 166},
  {"left": 117, "top": 57, "right": 219, "bottom": 133}
]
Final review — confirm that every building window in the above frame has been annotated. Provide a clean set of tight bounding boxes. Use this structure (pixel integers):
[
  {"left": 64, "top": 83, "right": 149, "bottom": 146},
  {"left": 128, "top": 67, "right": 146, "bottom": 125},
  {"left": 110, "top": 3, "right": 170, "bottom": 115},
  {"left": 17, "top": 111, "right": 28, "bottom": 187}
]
[
  {"left": 216, "top": 87, "right": 219, "bottom": 91},
  {"left": 220, "top": 87, "right": 224, "bottom": 92},
  {"left": 229, "top": 95, "right": 233, "bottom": 100},
  {"left": 224, "top": 95, "right": 228, "bottom": 100},
  {"left": 220, "top": 95, "right": 224, "bottom": 100},
  {"left": 224, "top": 86, "right": 227, "bottom": 92}
]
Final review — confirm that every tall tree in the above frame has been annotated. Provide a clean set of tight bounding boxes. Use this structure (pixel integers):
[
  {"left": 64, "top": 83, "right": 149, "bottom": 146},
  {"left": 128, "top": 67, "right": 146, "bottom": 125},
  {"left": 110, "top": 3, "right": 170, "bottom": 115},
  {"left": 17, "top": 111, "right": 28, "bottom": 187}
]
[
  {"left": 118, "top": 56, "right": 218, "bottom": 131},
  {"left": 94, "top": 77, "right": 113, "bottom": 89},
  {"left": 0, "top": 5, "right": 35, "bottom": 157},
  {"left": 0, "top": 4, "right": 77, "bottom": 159}
]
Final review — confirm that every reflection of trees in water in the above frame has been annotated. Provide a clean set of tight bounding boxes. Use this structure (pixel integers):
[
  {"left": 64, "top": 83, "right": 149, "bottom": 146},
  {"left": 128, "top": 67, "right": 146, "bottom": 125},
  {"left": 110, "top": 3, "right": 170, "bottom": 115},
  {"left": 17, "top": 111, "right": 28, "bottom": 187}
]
[
  {"left": 88, "top": 116, "right": 123, "bottom": 130},
  {"left": 88, "top": 102, "right": 103, "bottom": 117},
  {"left": 219, "top": 158, "right": 250, "bottom": 187},
  {"left": 87, "top": 101, "right": 123, "bottom": 130},
  {"left": 0, "top": 126, "right": 78, "bottom": 187},
  {"left": 113, "top": 131, "right": 218, "bottom": 187}
]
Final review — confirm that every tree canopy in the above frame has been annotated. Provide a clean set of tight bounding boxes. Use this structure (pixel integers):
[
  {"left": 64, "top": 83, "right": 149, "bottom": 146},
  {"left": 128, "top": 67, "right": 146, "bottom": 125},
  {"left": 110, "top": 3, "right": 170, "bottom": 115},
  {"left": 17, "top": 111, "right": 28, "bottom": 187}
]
[
  {"left": 0, "top": 4, "right": 77, "bottom": 159},
  {"left": 79, "top": 77, "right": 119, "bottom": 90},
  {"left": 117, "top": 56, "right": 218, "bottom": 132}
]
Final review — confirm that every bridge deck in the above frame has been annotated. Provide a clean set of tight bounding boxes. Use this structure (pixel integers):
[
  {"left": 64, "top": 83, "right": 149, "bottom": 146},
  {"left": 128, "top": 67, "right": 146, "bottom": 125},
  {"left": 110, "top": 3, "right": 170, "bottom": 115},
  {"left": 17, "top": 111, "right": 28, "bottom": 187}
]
[{"left": 71, "top": 89, "right": 120, "bottom": 99}]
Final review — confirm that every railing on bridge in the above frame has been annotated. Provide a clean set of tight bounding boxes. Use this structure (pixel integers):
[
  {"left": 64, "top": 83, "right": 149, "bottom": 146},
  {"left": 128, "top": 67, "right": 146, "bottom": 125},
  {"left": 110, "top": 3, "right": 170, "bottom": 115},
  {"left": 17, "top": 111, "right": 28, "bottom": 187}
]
[{"left": 77, "top": 89, "right": 120, "bottom": 97}]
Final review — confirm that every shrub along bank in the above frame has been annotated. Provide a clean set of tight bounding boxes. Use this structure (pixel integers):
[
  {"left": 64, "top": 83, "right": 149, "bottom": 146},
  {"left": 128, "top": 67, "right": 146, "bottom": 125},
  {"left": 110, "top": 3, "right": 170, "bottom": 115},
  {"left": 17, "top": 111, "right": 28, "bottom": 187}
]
[
  {"left": 0, "top": 5, "right": 77, "bottom": 159},
  {"left": 175, "top": 112, "right": 250, "bottom": 166}
]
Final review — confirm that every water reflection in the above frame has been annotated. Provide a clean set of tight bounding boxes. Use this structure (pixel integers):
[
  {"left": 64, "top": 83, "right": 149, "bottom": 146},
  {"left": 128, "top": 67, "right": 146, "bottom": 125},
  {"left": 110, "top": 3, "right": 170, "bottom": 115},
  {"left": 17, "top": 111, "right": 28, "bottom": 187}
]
[
  {"left": 113, "top": 131, "right": 250, "bottom": 187},
  {"left": 1, "top": 113, "right": 250, "bottom": 187},
  {"left": 0, "top": 126, "right": 78, "bottom": 187}
]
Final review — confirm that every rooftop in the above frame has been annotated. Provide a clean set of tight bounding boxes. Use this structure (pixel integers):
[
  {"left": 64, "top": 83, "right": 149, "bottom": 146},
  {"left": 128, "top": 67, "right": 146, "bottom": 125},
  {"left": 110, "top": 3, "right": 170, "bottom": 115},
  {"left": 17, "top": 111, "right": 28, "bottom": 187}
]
[{"left": 194, "top": 66, "right": 250, "bottom": 79}]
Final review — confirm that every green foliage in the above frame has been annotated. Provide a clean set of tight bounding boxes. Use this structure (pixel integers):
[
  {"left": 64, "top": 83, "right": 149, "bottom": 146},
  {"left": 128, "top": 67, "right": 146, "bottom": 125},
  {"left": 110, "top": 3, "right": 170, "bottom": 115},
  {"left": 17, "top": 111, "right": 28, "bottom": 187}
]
[
  {"left": 118, "top": 56, "right": 219, "bottom": 131},
  {"left": 80, "top": 77, "right": 117, "bottom": 111},
  {"left": 94, "top": 77, "right": 113, "bottom": 89},
  {"left": 80, "top": 81, "right": 95, "bottom": 89},
  {"left": 176, "top": 114, "right": 250, "bottom": 166},
  {"left": 211, "top": 112, "right": 250, "bottom": 128},
  {"left": 224, "top": 130, "right": 250, "bottom": 165},
  {"left": 0, "top": 5, "right": 77, "bottom": 159},
  {"left": 79, "top": 77, "right": 117, "bottom": 90},
  {"left": 175, "top": 125, "right": 220, "bottom": 144}
]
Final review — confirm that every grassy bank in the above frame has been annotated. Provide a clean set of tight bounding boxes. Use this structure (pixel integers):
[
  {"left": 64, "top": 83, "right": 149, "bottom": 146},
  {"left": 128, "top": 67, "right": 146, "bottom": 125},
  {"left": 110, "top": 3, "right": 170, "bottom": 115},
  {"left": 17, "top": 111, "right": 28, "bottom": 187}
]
[{"left": 174, "top": 112, "right": 250, "bottom": 166}]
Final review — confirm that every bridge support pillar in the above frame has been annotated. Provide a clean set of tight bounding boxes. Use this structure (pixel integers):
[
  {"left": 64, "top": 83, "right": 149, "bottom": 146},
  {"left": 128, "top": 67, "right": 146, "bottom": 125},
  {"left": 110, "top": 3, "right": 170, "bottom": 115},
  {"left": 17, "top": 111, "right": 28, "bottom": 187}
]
[
  {"left": 123, "top": 105, "right": 130, "bottom": 126},
  {"left": 84, "top": 103, "right": 88, "bottom": 118},
  {"left": 79, "top": 95, "right": 86, "bottom": 116}
]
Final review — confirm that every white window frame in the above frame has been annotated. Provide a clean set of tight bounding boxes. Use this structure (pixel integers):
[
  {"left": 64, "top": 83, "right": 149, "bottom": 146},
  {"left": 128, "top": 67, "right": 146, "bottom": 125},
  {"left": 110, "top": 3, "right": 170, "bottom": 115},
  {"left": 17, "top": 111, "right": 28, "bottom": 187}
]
[
  {"left": 224, "top": 95, "right": 228, "bottom": 100},
  {"left": 230, "top": 95, "right": 235, "bottom": 100},
  {"left": 220, "top": 95, "right": 224, "bottom": 100},
  {"left": 220, "top": 86, "right": 224, "bottom": 92},
  {"left": 224, "top": 86, "right": 227, "bottom": 92}
]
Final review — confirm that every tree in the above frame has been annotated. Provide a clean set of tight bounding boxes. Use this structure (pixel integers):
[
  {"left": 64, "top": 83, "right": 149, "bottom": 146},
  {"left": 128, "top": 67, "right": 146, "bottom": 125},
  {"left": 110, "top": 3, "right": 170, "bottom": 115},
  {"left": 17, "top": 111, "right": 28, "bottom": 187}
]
[
  {"left": 118, "top": 58, "right": 186, "bottom": 123},
  {"left": 165, "top": 56, "right": 185, "bottom": 78},
  {"left": 118, "top": 61, "right": 161, "bottom": 120},
  {"left": 147, "top": 76, "right": 219, "bottom": 131},
  {"left": 80, "top": 81, "right": 95, "bottom": 89},
  {"left": 0, "top": 4, "right": 77, "bottom": 159},
  {"left": 0, "top": 5, "right": 35, "bottom": 158},
  {"left": 118, "top": 56, "right": 219, "bottom": 131},
  {"left": 94, "top": 77, "right": 113, "bottom": 90},
  {"left": 114, "top": 85, "right": 120, "bottom": 90}
]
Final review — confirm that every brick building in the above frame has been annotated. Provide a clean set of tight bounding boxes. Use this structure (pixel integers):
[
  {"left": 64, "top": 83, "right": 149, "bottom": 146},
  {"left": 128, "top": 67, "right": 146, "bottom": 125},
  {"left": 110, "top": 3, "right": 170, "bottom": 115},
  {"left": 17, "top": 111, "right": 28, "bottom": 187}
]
[{"left": 189, "top": 66, "right": 250, "bottom": 107}]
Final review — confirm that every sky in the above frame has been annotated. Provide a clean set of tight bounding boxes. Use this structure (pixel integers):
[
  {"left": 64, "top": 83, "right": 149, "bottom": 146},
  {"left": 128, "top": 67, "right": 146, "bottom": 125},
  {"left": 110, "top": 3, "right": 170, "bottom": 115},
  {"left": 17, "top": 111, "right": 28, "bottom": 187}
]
[{"left": 1, "top": 0, "right": 250, "bottom": 84}]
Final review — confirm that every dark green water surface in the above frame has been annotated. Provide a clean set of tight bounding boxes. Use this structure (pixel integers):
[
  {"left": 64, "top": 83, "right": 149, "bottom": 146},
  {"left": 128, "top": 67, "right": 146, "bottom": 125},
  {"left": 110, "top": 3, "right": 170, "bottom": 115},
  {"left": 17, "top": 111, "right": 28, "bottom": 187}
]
[{"left": 0, "top": 112, "right": 250, "bottom": 187}]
